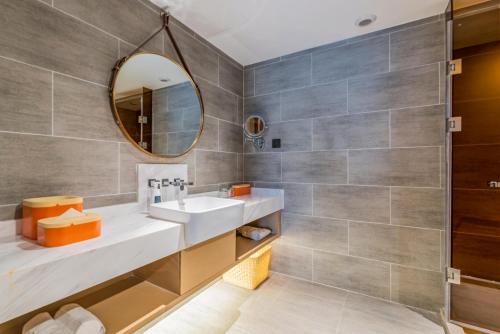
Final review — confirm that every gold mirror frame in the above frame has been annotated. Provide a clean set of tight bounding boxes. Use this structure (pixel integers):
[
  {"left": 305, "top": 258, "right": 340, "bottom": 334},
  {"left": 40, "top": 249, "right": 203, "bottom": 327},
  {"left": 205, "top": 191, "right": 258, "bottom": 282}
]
[{"left": 109, "top": 52, "right": 204, "bottom": 158}]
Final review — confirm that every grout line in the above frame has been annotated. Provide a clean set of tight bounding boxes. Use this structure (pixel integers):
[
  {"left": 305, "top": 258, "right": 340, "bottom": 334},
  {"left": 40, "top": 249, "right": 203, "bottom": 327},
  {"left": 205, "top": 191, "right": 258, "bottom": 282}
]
[
  {"left": 117, "top": 143, "right": 121, "bottom": 193},
  {"left": 217, "top": 56, "right": 220, "bottom": 86},
  {"left": 51, "top": 71, "right": 54, "bottom": 136},
  {"left": 389, "top": 187, "right": 392, "bottom": 225},
  {"left": 389, "top": 263, "right": 392, "bottom": 300},
  {"left": 334, "top": 292, "right": 348, "bottom": 334},
  {"left": 347, "top": 221, "right": 350, "bottom": 255},
  {"left": 217, "top": 120, "right": 220, "bottom": 152},
  {"left": 272, "top": 271, "right": 440, "bottom": 314},
  {"left": 248, "top": 61, "right": 441, "bottom": 99},
  {"left": 346, "top": 150, "right": 350, "bottom": 184},
  {"left": 278, "top": 240, "right": 442, "bottom": 273},
  {"left": 283, "top": 211, "right": 444, "bottom": 232},
  {"left": 253, "top": 69, "right": 256, "bottom": 96},
  {"left": 438, "top": 62, "right": 441, "bottom": 104},
  {"left": 388, "top": 33, "right": 392, "bottom": 72},
  {"left": 0, "top": 55, "right": 108, "bottom": 88},
  {"left": 0, "top": 130, "right": 128, "bottom": 144}
]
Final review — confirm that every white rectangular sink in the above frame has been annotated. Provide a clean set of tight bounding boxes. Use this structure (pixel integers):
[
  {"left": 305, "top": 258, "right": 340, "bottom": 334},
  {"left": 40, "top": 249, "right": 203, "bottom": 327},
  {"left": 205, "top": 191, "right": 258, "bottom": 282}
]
[{"left": 149, "top": 196, "right": 244, "bottom": 245}]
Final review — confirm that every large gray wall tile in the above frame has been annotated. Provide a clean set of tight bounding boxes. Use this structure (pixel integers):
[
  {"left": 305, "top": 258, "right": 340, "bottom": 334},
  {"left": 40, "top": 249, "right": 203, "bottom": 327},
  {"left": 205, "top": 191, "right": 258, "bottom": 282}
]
[
  {"left": 0, "top": 133, "right": 119, "bottom": 204},
  {"left": 53, "top": 0, "right": 162, "bottom": 52},
  {"left": 169, "top": 25, "right": 219, "bottom": 83},
  {"left": 54, "top": 74, "right": 122, "bottom": 141},
  {"left": 349, "top": 222, "right": 441, "bottom": 271},
  {"left": 282, "top": 213, "right": 348, "bottom": 254},
  {"left": 313, "top": 112, "right": 389, "bottom": 150},
  {"left": 349, "top": 148, "right": 440, "bottom": 187},
  {"left": 391, "top": 265, "right": 444, "bottom": 311},
  {"left": 219, "top": 121, "right": 243, "bottom": 153},
  {"left": 313, "top": 251, "right": 390, "bottom": 299},
  {"left": 391, "top": 187, "right": 444, "bottom": 230},
  {"left": 251, "top": 120, "right": 312, "bottom": 153},
  {"left": 271, "top": 242, "right": 313, "bottom": 280},
  {"left": 195, "top": 151, "right": 238, "bottom": 185},
  {"left": 254, "top": 55, "right": 311, "bottom": 95},
  {"left": 198, "top": 78, "right": 238, "bottom": 123},
  {"left": 312, "top": 36, "right": 389, "bottom": 84},
  {"left": 391, "top": 105, "right": 445, "bottom": 147},
  {"left": 0, "top": 57, "right": 51, "bottom": 134},
  {"left": 244, "top": 153, "right": 281, "bottom": 182},
  {"left": 283, "top": 151, "right": 347, "bottom": 184},
  {"left": 390, "top": 21, "right": 445, "bottom": 71},
  {"left": 0, "top": 0, "right": 118, "bottom": 85},
  {"left": 281, "top": 81, "right": 347, "bottom": 121},
  {"left": 244, "top": 93, "right": 281, "bottom": 123},
  {"left": 244, "top": 69, "right": 255, "bottom": 97},
  {"left": 348, "top": 64, "right": 439, "bottom": 113},
  {"left": 313, "top": 185, "right": 390, "bottom": 222},
  {"left": 219, "top": 56, "right": 243, "bottom": 96},
  {"left": 283, "top": 183, "right": 313, "bottom": 215}
]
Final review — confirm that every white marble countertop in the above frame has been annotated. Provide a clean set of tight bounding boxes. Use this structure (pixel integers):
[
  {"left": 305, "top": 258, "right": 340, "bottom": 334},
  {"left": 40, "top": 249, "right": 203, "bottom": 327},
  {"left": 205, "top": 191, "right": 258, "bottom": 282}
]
[{"left": 0, "top": 188, "right": 283, "bottom": 323}]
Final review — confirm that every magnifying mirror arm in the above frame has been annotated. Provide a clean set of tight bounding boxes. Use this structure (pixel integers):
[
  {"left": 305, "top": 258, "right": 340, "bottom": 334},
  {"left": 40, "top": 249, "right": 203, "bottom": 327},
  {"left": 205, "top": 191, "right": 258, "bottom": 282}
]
[{"left": 244, "top": 130, "right": 266, "bottom": 151}]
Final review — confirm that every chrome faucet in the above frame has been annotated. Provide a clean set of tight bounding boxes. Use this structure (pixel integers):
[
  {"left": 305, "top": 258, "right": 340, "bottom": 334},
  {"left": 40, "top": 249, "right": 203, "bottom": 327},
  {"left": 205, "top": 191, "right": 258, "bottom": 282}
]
[{"left": 169, "top": 178, "right": 193, "bottom": 204}]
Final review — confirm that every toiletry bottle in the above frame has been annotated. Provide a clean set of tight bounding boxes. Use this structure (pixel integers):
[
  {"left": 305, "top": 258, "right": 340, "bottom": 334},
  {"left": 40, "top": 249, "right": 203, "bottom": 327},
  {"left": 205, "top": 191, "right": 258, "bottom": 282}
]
[{"left": 153, "top": 181, "right": 162, "bottom": 204}]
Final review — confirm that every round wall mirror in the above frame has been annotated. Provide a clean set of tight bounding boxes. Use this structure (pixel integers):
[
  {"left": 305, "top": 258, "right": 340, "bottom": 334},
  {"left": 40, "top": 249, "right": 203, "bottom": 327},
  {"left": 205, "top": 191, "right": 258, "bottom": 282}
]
[
  {"left": 244, "top": 115, "right": 266, "bottom": 137},
  {"left": 110, "top": 53, "right": 203, "bottom": 157}
]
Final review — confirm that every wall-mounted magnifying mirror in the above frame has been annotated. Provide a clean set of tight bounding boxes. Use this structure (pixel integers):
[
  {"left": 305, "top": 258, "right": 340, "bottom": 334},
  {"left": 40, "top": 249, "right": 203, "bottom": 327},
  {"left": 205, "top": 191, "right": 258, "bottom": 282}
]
[
  {"left": 244, "top": 115, "right": 267, "bottom": 150},
  {"left": 110, "top": 53, "right": 204, "bottom": 158}
]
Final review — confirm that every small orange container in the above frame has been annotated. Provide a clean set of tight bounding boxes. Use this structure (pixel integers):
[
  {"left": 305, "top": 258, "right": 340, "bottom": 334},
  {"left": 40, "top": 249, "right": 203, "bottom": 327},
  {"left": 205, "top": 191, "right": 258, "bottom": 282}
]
[
  {"left": 22, "top": 196, "right": 83, "bottom": 240},
  {"left": 232, "top": 184, "right": 251, "bottom": 197},
  {"left": 37, "top": 213, "right": 101, "bottom": 247}
]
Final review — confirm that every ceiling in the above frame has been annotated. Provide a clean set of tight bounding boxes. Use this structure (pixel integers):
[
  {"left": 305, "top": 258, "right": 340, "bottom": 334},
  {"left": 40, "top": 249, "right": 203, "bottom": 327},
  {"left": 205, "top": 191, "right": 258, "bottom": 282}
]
[{"left": 149, "top": 0, "right": 449, "bottom": 66}]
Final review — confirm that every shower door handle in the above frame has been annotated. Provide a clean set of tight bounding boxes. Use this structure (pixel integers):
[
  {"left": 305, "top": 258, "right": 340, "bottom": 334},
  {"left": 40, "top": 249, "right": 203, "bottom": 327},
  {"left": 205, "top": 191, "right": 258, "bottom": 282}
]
[{"left": 488, "top": 181, "right": 500, "bottom": 188}]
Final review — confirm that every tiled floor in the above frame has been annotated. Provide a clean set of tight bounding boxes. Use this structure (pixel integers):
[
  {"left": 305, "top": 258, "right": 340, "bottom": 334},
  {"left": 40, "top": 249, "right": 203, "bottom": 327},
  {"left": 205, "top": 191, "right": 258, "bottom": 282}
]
[{"left": 145, "top": 273, "right": 444, "bottom": 334}]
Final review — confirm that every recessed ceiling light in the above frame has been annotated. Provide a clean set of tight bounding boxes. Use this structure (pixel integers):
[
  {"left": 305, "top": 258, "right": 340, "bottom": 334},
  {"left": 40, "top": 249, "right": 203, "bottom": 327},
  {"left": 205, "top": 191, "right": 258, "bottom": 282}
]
[
  {"left": 159, "top": 78, "right": 170, "bottom": 83},
  {"left": 355, "top": 15, "right": 377, "bottom": 27}
]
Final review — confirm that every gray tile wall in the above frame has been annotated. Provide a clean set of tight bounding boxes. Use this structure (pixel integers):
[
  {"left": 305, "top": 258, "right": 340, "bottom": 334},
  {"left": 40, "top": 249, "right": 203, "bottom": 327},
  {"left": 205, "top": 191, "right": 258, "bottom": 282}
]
[
  {"left": 244, "top": 18, "right": 446, "bottom": 311},
  {"left": 0, "top": 0, "right": 243, "bottom": 219}
]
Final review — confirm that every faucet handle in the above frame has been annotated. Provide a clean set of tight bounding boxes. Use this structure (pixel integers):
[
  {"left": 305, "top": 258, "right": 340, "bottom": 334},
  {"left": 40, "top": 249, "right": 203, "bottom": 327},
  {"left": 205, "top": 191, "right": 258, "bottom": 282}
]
[
  {"left": 148, "top": 179, "right": 158, "bottom": 187},
  {"left": 161, "top": 178, "right": 170, "bottom": 187}
]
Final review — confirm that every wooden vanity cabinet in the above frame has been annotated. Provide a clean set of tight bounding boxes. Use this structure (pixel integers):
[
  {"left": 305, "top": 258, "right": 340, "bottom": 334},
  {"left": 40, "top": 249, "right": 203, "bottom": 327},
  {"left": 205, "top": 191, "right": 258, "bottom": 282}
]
[{"left": 134, "top": 231, "right": 236, "bottom": 295}]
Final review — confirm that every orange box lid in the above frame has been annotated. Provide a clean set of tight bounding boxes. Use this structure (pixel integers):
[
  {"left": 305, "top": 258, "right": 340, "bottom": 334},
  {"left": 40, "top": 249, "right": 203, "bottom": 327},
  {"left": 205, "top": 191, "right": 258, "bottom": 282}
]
[
  {"left": 23, "top": 196, "right": 83, "bottom": 208},
  {"left": 232, "top": 184, "right": 251, "bottom": 189},
  {"left": 38, "top": 213, "right": 100, "bottom": 229}
]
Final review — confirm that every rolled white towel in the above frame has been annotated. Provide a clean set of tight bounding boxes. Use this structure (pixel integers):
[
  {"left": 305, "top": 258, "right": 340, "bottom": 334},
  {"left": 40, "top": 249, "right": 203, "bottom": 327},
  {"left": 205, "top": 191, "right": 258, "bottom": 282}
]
[
  {"left": 22, "top": 312, "right": 71, "bottom": 334},
  {"left": 54, "top": 304, "right": 105, "bottom": 334},
  {"left": 237, "top": 226, "right": 272, "bottom": 241}
]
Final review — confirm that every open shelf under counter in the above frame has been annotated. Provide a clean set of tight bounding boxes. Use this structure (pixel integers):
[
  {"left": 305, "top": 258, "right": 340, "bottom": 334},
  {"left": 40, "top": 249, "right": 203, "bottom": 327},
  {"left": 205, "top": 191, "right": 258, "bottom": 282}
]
[
  {"left": 236, "top": 210, "right": 282, "bottom": 260},
  {"left": 236, "top": 233, "right": 279, "bottom": 260}
]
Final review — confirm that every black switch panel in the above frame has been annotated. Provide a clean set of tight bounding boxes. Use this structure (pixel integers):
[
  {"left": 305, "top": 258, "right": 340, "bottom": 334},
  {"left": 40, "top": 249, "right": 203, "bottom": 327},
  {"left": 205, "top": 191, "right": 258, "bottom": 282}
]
[{"left": 272, "top": 138, "right": 281, "bottom": 148}]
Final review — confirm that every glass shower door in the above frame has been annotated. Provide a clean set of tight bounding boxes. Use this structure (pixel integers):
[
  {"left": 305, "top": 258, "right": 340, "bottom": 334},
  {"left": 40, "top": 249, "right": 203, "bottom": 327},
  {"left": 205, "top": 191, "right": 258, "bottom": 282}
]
[{"left": 450, "top": 0, "right": 500, "bottom": 332}]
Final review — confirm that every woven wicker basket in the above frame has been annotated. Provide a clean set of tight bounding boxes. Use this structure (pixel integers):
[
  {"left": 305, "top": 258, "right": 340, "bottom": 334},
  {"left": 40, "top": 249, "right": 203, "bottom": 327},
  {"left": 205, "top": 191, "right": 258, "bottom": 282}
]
[{"left": 223, "top": 245, "right": 272, "bottom": 289}]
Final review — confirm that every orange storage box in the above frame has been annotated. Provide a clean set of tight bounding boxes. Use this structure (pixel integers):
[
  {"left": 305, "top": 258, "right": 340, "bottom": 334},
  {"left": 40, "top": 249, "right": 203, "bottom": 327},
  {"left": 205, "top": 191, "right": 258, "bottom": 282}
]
[
  {"left": 232, "top": 184, "right": 251, "bottom": 197},
  {"left": 22, "top": 196, "right": 83, "bottom": 240},
  {"left": 37, "top": 212, "right": 101, "bottom": 247}
]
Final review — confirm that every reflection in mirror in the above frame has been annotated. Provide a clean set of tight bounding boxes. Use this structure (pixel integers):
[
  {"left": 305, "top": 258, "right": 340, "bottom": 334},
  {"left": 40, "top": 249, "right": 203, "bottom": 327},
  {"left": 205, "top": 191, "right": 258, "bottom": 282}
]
[
  {"left": 112, "top": 53, "right": 203, "bottom": 157},
  {"left": 245, "top": 115, "right": 266, "bottom": 137},
  {"left": 244, "top": 115, "right": 267, "bottom": 151}
]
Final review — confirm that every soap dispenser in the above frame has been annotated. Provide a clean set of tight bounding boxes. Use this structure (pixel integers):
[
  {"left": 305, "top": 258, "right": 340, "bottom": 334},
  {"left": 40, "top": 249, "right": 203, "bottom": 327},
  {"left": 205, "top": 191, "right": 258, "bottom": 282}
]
[
  {"left": 148, "top": 179, "right": 161, "bottom": 207},
  {"left": 153, "top": 181, "right": 162, "bottom": 204}
]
